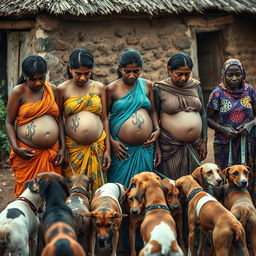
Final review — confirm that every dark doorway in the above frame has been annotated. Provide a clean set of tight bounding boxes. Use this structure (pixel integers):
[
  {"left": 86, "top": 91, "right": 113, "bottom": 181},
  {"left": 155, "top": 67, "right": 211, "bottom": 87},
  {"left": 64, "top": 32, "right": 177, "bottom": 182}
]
[
  {"left": 197, "top": 31, "right": 224, "bottom": 105},
  {"left": 0, "top": 31, "right": 7, "bottom": 103}
]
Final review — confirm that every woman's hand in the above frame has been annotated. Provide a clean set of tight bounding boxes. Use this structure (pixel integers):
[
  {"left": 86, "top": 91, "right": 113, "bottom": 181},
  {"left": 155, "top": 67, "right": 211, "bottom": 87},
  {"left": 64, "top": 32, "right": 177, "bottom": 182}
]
[
  {"left": 102, "top": 150, "right": 111, "bottom": 171},
  {"left": 154, "top": 146, "right": 161, "bottom": 167},
  {"left": 199, "top": 140, "right": 207, "bottom": 161},
  {"left": 220, "top": 126, "right": 239, "bottom": 139},
  {"left": 111, "top": 139, "right": 130, "bottom": 161},
  {"left": 14, "top": 147, "right": 35, "bottom": 159},
  {"left": 55, "top": 147, "right": 66, "bottom": 165},
  {"left": 143, "top": 129, "right": 160, "bottom": 147},
  {"left": 237, "top": 122, "right": 255, "bottom": 136}
]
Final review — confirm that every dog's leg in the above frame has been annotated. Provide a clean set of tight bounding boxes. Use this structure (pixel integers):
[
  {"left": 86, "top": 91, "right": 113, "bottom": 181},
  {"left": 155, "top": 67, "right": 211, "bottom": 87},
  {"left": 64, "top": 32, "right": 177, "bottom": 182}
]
[
  {"left": 111, "top": 229, "right": 119, "bottom": 256},
  {"left": 188, "top": 223, "right": 196, "bottom": 256},
  {"left": 176, "top": 213, "right": 187, "bottom": 255},
  {"left": 89, "top": 229, "right": 96, "bottom": 256},
  {"left": 197, "top": 230, "right": 207, "bottom": 256},
  {"left": 129, "top": 218, "right": 138, "bottom": 256},
  {"left": 29, "top": 230, "right": 38, "bottom": 256}
]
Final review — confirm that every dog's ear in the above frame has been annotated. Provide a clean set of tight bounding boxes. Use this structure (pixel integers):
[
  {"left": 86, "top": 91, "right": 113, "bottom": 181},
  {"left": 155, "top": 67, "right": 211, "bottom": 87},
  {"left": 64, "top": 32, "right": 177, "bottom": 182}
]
[
  {"left": 192, "top": 167, "right": 203, "bottom": 185},
  {"left": 134, "top": 187, "right": 145, "bottom": 203},
  {"left": 245, "top": 166, "right": 253, "bottom": 181},
  {"left": 221, "top": 167, "right": 230, "bottom": 184},
  {"left": 25, "top": 180, "right": 39, "bottom": 193},
  {"left": 38, "top": 179, "right": 50, "bottom": 196},
  {"left": 80, "top": 211, "right": 97, "bottom": 218},
  {"left": 160, "top": 180, "right": 169, "bottom": 195},
  {"left": 111, "top": 212, "right": 128, "bottom": 218},
  {"left": 60, "top": 178, "right": 70, "bottom": 197}
]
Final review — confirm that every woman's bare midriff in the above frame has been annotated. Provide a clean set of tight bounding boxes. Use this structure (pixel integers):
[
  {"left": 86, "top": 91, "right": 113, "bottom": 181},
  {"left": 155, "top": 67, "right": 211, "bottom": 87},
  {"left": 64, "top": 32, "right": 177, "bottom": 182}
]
[
  {"left": 65, "top": 110, "right": 103, "bottom": 145},
  {"left": 161, "top": 111, "right": 202, "bottom": 142},
  {"left": 117, "top": 108, "right": 153, "bottom": 145},
  {"left": 16, "top": 114, "right": 59, "bottom": 149}
]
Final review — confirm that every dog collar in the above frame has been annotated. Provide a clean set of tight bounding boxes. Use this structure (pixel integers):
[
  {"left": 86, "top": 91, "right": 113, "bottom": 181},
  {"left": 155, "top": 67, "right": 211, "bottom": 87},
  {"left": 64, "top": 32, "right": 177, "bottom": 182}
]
[
  {"left": 187, "top": 188, "right": 204, "bottom": 202},
  {"left": 224, "top": 187, "right": 248, "bottom": 196},
  {"left": 144, "top": 204, "right": 170, "bottom": 213},
  {"left": 16, "top": 197, "right": 38, "bottom": 216},
  {"left": 70, "top": 187, "right": 90, "bottom": 200}
]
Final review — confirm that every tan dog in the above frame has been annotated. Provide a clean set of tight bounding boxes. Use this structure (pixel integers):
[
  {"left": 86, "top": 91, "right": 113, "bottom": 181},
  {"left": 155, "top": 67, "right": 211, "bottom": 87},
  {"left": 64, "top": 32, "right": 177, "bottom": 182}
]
[
  {"left": 83, "top": 183, "right": 126, "bottom": 256},
  {"left": 222, "top": 165, "right": 256, "bottom": 255},
  {"left": 175, "top": 175, "right": 248, "bottom": 256},
  {"left": 32, "top": 172, "right": 86, "bottom": 256},
  {"left": 66, "top": 174, "right": 91, "bottom": 253},
  {"left": 129, "top": 172, "right": 183, "bottom": 256},
  {"left": 161, "top": 178, "right": 186, "bottom": 254},
  {"left": 192, "top": 163, "right": 223, "bottom": 189},
  {"left": 122, "top": 186, "right": 145, "bottom": 256}
]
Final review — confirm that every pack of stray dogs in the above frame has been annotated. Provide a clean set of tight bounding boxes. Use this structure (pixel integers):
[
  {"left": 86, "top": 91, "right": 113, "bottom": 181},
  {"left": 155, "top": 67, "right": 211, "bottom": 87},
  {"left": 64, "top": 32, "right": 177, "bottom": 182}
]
[{"left": 0, "top": 163, "right": 255, "bottom": 256}]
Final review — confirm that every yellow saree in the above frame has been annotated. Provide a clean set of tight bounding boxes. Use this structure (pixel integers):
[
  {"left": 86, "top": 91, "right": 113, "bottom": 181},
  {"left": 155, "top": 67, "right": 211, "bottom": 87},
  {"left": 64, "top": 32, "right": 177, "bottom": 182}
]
[{"left": 63, "top": 89, "right": 106, "bottom": 192}]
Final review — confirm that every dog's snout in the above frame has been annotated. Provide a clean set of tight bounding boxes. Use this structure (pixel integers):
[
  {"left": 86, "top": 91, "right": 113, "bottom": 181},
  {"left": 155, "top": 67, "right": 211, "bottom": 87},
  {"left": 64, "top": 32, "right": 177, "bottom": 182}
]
[
  {"left": 170, "top": 204, "right": 179, "bottom": 210},
  {"left": 131, "top": 208, "right": 139, "bottom": 215},
  {"left": 217, "top": 178, "right": 223, "bottom": 185},
  {"left": 241, "top": 180, "right": 248, "bottom": 187}
]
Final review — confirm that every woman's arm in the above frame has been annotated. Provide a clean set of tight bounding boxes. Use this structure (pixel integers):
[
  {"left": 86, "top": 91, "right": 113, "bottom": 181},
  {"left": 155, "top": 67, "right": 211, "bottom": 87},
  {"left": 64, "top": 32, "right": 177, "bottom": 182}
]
[
  {"left": 99, "top": 83, "right": 111, "bottom": 170},
  {"left": 55, "top": 84, "right": 67, "bottom": 165},
  {"left": 5, "top": 87, "right": 35, "bottom": 159}
]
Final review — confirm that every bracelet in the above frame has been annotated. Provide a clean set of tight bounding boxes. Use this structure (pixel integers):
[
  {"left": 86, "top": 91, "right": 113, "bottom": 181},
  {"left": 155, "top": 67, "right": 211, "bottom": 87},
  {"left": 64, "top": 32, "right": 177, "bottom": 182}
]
[{"left": 153, "top": 126, "right": 160, "bottom": 132}]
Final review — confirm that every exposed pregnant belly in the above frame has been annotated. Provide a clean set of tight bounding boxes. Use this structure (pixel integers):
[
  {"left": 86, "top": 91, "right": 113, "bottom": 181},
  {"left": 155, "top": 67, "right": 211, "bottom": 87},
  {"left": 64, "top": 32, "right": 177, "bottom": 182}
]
[
  {"left": 117, "top": 108, "right": 153, "bottom": 145},
  {"left": 161, "top": 111, "right": 202, "bottom": 142},
  {"left": 16, "top": 114, "right": 59, "bottom": 149},
  {"left": 65, "top": 111, "right": 103, "bottom": 145}
]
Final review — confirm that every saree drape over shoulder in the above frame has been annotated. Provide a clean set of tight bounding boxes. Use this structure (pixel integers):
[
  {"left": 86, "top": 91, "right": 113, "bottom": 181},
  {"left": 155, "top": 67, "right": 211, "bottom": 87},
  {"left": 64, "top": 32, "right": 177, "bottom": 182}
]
[
  {"left": 154, "top": 78, "right": 206, "bottom": 179},
  {"left": 63, "top": 88, "right": 106, "bottom": 193},
  {"left": 107, "top": 78, "right": 154, "bottom": 187},
  {"left": 9, "top": 82, "right": 61, "bottom": 197}
]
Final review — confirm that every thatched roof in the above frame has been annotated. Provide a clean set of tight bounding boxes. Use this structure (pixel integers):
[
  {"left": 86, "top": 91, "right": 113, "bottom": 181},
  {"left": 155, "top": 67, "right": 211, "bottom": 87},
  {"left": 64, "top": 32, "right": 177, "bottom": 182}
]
[{"left": 1, "top": 0, "right": 256, "bottom": 17}]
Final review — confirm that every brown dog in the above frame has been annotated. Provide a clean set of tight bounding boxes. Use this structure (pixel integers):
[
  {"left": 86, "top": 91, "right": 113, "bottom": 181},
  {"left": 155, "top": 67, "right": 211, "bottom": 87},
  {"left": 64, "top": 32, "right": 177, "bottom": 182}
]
[
  {"left": 175, "top": 175, "right": 249, "bottom": 256},
  {"left": 32, "top": 172, "right": 86, "bottom": 256},
  {"left": 122, "top": 186, "right": 145, "bottom": 256},
  {"left": 222, "top": 165, "right": 256, "bottom": 255},
  {"left": 66, "top": 174, "right": 91, "bottom": 253},
  {"left": 129, "top": 172, "right": 183, "bottom": 256},
  {"left": 83, "top": 182, "right": 126, "bottom": 256},
  {"left": 161, "top": 178, "right": 186, "bottom": 254}
]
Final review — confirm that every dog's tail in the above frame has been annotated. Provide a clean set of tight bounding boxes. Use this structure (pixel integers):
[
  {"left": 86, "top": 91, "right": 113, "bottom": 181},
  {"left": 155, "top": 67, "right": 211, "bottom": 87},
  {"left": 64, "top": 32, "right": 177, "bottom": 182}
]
[
  {"left": 0, "top": 223, "right": 11, "bottom": 254},
  {"left": 231, "top": 221, "right": 243, "bottom": 242}
]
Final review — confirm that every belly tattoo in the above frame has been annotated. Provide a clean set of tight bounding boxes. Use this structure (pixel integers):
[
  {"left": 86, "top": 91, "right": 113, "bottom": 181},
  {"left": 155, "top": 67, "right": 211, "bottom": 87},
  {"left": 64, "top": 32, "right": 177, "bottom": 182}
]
[
  {"left": 70, "top": 114, "right": 80, "bottom": 132},
  {"left": 132, "top": 112, "right": 144, "bottom": 129},
  {"left": 25, "top": 121, "right": 36, "bottom": 140}
]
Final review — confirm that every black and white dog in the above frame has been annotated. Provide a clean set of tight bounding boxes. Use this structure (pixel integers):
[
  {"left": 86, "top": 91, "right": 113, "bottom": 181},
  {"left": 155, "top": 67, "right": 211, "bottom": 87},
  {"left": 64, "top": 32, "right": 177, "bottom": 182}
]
[{"left": 0, "top": 180, "right": 43, "bottom": 256}]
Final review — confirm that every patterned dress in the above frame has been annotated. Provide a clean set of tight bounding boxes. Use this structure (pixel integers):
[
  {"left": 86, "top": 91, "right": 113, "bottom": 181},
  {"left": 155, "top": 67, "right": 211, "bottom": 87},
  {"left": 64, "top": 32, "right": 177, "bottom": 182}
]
[{"left": 207, "top": 58, "right": 256, "bottom": 193}]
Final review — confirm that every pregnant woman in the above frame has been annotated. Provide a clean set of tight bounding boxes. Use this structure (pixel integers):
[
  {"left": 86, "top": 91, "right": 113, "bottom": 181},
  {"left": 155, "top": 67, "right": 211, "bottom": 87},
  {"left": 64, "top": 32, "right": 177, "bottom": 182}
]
[
  {"left": 57, "top": 48, "right": 111, "bottom": 193},
  {"left": 6, "top": 55, "right": 64, "bottom": 197},
  {"left": 107, "top": 49, "right": 160, "bottom": 187},
  {"left": 154, "top": 52, "right": 208, "bottom": 179}
]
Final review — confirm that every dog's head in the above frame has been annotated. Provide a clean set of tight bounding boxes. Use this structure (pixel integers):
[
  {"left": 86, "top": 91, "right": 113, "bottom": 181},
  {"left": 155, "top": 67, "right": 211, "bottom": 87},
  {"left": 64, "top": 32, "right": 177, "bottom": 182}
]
[
  {"left": 161, "top": 178, "right": 181, "bottom": 213},
  {"left": 175, "top": 175, "right": 200, "bottom": 197},
  {"left": 31, "top": 172, "right": 70, "bottom": 198},
  {"left": 192, "top": 163, "right": 222, "bottom": 187},
  {"left": 221, "top": 165, "right": 251, "bottom": 188},
  {"left": 81, "top": 209, "right": 127, "bottom": 241}
]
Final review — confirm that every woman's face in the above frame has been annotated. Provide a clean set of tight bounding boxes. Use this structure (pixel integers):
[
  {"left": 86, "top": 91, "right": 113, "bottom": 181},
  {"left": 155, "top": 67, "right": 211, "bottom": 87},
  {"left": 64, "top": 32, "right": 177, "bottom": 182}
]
[
  {"left": 26, "top": 73, "right": 46, "bottom": 91},
  {"left": 168, "top": 66, "right": 191, "bottom": 86},
  {"left": 70, "top": 66, "right": 92, "bottom": 86},
  {"left": 224, "top": 65, "right": 243, "bottom": 89},
  {"left": 120, "top": 63, "right": 141, "bottom": 86}
]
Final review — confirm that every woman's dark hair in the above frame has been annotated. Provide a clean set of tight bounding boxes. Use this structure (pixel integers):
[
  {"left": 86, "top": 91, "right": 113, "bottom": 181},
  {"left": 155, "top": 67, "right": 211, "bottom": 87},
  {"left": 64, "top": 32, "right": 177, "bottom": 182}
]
[
  {"left": 167, "top": 52, "right": 193, "bottom": 71},
  {"left": 117, "top": 49, "right": 143, "bottom": 78},
  {"left": 67, "top": 48, "right": 94, "bottom": 79},
  {"left": 17, "top": 55, "right": 47, "bottom": 85}
]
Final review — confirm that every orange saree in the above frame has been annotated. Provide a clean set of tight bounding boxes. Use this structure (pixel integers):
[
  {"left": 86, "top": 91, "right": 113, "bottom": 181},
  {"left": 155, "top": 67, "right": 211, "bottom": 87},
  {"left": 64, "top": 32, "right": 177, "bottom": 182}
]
[{"left": 9, "top": 82, "right": 62, "bottom": 197}]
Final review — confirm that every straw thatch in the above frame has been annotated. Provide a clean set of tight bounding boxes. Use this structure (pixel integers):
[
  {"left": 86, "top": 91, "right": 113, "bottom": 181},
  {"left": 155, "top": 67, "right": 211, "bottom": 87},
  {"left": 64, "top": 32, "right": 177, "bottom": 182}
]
[{"left": 1, "top": 0, "right": 256, "bottom": 17}]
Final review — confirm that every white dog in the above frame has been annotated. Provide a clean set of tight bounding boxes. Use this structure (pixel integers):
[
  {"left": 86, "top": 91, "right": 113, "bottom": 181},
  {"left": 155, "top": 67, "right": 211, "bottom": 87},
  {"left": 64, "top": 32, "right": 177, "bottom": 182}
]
[{"left": 0, "top": 181, "right": 43, "bottom": 256}]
